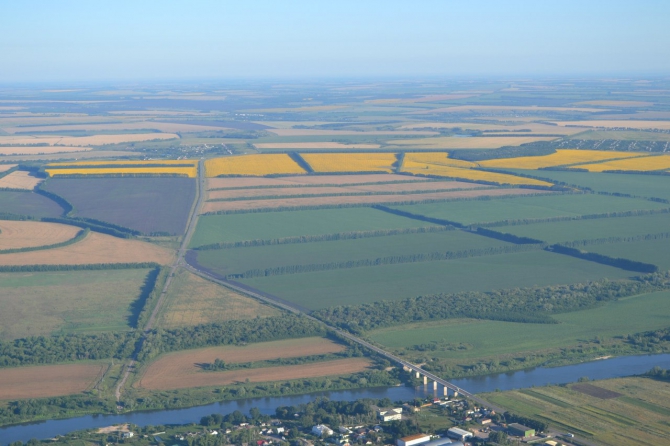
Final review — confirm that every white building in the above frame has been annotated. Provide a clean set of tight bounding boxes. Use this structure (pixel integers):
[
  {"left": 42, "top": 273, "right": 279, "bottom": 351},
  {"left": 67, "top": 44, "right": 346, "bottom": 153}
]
[
  {"left": 397, "top": 433, "right": 431, "bottom": 446},
  {"left": 447, "top": 427, "right": 473, "bottom": 442},
  {"left": 377, "top": 407, "right": 403, "bottom": 421},
  {"left": 312, "top": 424, "right": 334, "bottom": 437}
]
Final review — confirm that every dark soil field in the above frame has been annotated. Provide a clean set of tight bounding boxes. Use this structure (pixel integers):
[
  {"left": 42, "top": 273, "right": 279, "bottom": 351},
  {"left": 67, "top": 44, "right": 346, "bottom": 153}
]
[
  {"left": 0, "top": 190, "right": 64, "bottom": 218},
  {"left": 44, "top": 177, "right": 196, "bottom": 235}
]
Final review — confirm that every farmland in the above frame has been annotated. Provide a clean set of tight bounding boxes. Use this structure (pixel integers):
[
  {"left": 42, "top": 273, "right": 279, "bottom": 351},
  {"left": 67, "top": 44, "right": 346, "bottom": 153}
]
[
  {"left": 239, "top": 250, "right": 631, "bottom": 309},
  {"left": 43, "top": 177, "right": 196, "bottom": 235},
  {"left": 386, "top": 135, "right": 557, "bottom": 149},
  {"left": 300, "top": 152, "right": 397, "bottom": 173},
  {"left": 478, "top": 149, "right": 647, "bottom": 169},
  {"left": 0, "top": 363, "right": 106, "bottom": 400},
  {"left": 389, "top": 193, "right": 668, "bottom": 226},
  {"left": 0, "top": 146, "right": 92, "bottom": 155},
  {"left": 0, "top": 190, "right": 64, "bottom": 218},
  {"left": 483, "top": 377, "right": 670, "bottom": 446},
  {"left": 46, "top": 166, "right": 197, "bottom": 177},
  {"left": 206, "top": 173, "right": 431, "bottom": 188},
  {"left": 575, "top": 154, "right": 670, "bottom": 172},
  {"left": 0, "top": 269, "right": 153, "bottom": 339},
  {"left": 205, "top": 154, "right": 306, "bottom": 177},
  {"left": 157, "top": 268, "right": 280, "bottom": 328},
  {"left": 402, "top": 152, "right": 477, "bottom": 169},
  {"left": 400, "top": 163, "right": 553, "bottom": 186},
  {"left": 0, "top": 170, "right": 44, "bottom": 189},
  {"left": 586, "top": 238, "right": 670, "bottom": 270},
  {"left": 0, "top": 133, "right": 178, "bottom": 146},
  {"left": 0, "top": 220, "right": 80, "bottom": 251}
]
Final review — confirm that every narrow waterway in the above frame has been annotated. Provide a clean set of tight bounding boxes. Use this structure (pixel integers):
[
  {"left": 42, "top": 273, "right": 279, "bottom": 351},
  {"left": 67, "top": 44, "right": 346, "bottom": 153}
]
[{"left": 3, "top": 353, "right": 669, "bottom": 444}]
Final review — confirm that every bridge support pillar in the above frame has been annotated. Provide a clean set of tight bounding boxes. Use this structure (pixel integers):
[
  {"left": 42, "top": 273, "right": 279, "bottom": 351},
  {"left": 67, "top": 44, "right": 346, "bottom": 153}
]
[
  {"left": 416, "top": 371, "right": 420, "bottom": 379},
  {"left": 444, "top": 386, "right": 448, "bottom": 396},
  {"left": 433, "top": 381, "right": 437, "bottom": 391},
  {"left": 453, "top": 391, "right": 459, "bottom": 398},
  {"left": 423, "top": 376, "right": 427, "bottom": 385}
]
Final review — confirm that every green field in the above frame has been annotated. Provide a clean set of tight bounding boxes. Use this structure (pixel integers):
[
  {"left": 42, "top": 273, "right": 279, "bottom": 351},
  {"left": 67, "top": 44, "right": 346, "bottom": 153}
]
[
  {"left": 240, "top": 250, "right": 632, "bottom": 309},
  {"left": 497, "top": 212, "right": 670, "bottom": 244},
  {"left": 483, "top": 377, "right": 670, "bottom": 446},
  {"left": 195, "top": 229, "right": 514, "bottom": 276},
  {"left": 0, "top": 269, "right": 152, "bottom": 340},
  {"left": 190, "top": 207, "right": 430, "bottom": 247},
  {"left": 389, "top": 193, "right": 667, "bottom": 226},
  {"left": 586, "top": 238, "right": 670, "bottom": 270},
  {"left": 368, "top": 290, "right": 670, "bottom": 359},
  {"left": 504, "top": 169, "right": 670, "bottom": 201}
]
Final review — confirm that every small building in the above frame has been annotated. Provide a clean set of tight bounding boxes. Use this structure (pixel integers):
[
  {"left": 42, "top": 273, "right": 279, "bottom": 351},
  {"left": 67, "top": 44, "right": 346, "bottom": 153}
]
[
  {"left": 397, "top": 433, "right": 431, "bottom": 446},
  {"left": 508, "top": 423, "right": 535, "bottom": 437},
  {"left": 447, "top": 427, "right": 473, "bottom": 442},
  {"left": 421, "top": 437, "right": 457, "bottom": 446},
  {"left": 312, "top": 424, "right": 334, "bottom": 437},
  {"left": 121, "top": 432, "right": 134, "bottom": 439},
  {"left": 480, "top": 418, "right": 492, "bottom": 425},
  {"left": 377, "top": 407, "right": 403, "bottom": 422}
]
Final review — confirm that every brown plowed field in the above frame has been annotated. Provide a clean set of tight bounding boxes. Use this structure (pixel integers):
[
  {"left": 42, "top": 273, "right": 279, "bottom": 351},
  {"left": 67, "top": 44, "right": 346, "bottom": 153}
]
[
  {"left": 0, "top": 164, "right": 17, "bottom": 173},
  {"left": 202, "top": 188, "right": 548, "bottom": 213},
  {"left": 0, "top": 220, "right": 80, "bottom": 250},
  {"left": 208, "top": 181, "right": 487, "bottom": 200},
  {"left": 0, "top": 231, "right": 174, "bottom": 266},
  {"left": 207, "top": 174, "right": 432, "bottom": 190},
  {"left": 138, "top": 357, "right": 371, "bottom": 391},
  {"left": 0, "top": 146, "right": 92, "bottom": 155},
  {"left": 0, "top": 171, "right": 44, "bottom": 189},
  {"left": 0, "top": 363, "right": 105, "bottom": 400}
]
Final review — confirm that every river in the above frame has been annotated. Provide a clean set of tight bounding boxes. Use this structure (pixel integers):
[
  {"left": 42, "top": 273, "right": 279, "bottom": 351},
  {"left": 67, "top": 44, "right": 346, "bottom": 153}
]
[{"left": 2, "top": 353, "right": 670, "bottom": 444}]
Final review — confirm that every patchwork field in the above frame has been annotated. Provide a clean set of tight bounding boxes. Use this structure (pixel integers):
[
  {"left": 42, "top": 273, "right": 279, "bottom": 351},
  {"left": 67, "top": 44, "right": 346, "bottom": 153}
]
[
  {"left": 0, "top": 164, "right": 16, "bottom": 173},
  {"left": 398, "top": 122, "right": 584, "bottom": 135},
  {"left": 0, "top": 220, "right": 80, "bottom": 251},
  {"left": 0, "top": 231, "right": 173, "bottom": 266},
  {"left": 402, "top": 152, "right": 477, "bottom": 169},
  {"left": 205, "top": 154, "right": 306, "bottom": 177},
  {"left": 368, "top": 290, "right": 670, "bottom": 360},
  {"left": 0, "top": 269, "right": 152, "bottom": 339},
  {"left": 386, "top": 136, "right": 557, "bottom": 149},
  {"left": 190, "top": 207, "right": 433, "bottom": 247},
  {"left": 553, "top": 120, "right": 670, "bottom": 131},
  {"left": 157, "top": 268, "right": 280, "bottom": 328},
  {"left": 43, "top": 177, "right": 196, "bottom": 235},
  {"left": 0, "top": 133, "right": 178, "bottom": 146},
  {"left": 389, "top": 193, "right": 668, "bottom": 226},
  {"left": 483, "top": 377, "right": 670, "bottom": 446},
  {"left": 478, "top": 149, "right": 648, "bottom": 170},
  {"left": 201, "top": 187, "right": 541, "bottom": 213},
  {"left": 194, "top": 229, "right": 515, "bottom": 278},
  {"left": 0, "top": 363, "right": 106, "bottom": 400},
  {"left": 239, "top": 250, "right": 631, "bottom": 309},
  {"left": 575, "top": 154, "right": 670, "bottom": 172},
  {"left": 400, "top": 163, "right": 552, "bottom": 186},
  {"left": 301, "top": 153, "right": 397, "bottom": 173},
  {"left": 138, "top": 357, "right": 371, "bottom": 391},
  {"left": 206, "top": 173, "right": 430, "bottom": 189},
  {"left": 0, "top": 190, "right": 64, "bottom": 218},
  {"left": 46, "top": 166, "right": 197, "bottom": 178},
  {"left": 254, "top": 142, "right": 381, "bottom": 149},
  {"left": 0, "top": 170, "right": 44, "bottom": 189}
]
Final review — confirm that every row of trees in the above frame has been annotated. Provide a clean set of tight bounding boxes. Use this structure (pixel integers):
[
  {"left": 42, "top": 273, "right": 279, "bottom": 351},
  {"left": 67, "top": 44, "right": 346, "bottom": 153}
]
[{"left": 547, "top": 244, "right": 658, "bottom": 273}]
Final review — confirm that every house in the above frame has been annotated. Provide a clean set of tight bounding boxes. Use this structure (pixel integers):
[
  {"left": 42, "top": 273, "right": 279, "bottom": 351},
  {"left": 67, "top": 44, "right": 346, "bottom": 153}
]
[
  {"left": 508, "top": 423, "right": 535, "bottom": 438},
  {"left": 121, "top": 432, "right": 134, "bottom": 439},
  {"left": 446, "top": 427, "right": 473, "bottom": 442},
  {"left": 312, "top": 424, "right": 334, "bottom": 437},
  {"left": 480, "top": 418, "right": 492, "bottom": 425},
  {"left": 276, "top": 427, "right": 285, "bottom": 434},
  {"left": 377, "top": 407, "right": 403, "bottom": 422},
  {"left": 396, "top": 433, "right": 431, "bottom": 446}
]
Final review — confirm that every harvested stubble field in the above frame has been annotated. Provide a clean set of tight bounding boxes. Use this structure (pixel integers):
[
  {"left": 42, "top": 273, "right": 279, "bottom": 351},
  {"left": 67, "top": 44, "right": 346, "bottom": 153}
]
[
  {"left": 44, "top": 177, "right": 196, "bottom": 235},
  {"left": 400, "top": 161, "right": 552, "bottom": 186},
  {"left": 0, "top": 133, "right": 178, "bottom": 146},
  {"left": 0, "top": 220, "right": 80, "bottom": 250},
  {"left": 157, "top": 268, "right": 280, "bottom": 328},
  {"left": 478, "top": 149, "right": 648, "bottom": 170},
  {"left": 0, "top": 164, "right": 16, "bottom": 172},
  {"left": 207, "top": 180, "right": 485, "bottom": 200},
  {"left": 190, "top": 207, "right": 433, "bottom": 247},
  {"left": 0, "top": 146, "right": 92, "bottom": 155},
  {"left": 201, "top": 188, "right": 541, "bottom": 213},
  {"left": 386, "top": 136, "right": 557, "bottom": 149},
  {"left": 300, "top": 153, "right": 397, "bottom": 173},
  {"left": 0, "top": 191, "right": 64, "bottom": 218},
  {"left": 575, "top": 154, "right": 670, "bottom": 172},
  {"left": 205, "top": 154, "right": 306, "bottom": 177},
  {"left": 0, "top": 363, "right": 106, "bottom": 400},
  {"left": 390, "top": 193, "right": 668, "bottom": 226},
  {"left": 399, "top": 122, "right": 584, "bottom": 136},
  {"left": 0, "top": 170, "right": 43, "bottom": 189},
  {"left": 0, "top": 269, "right": 152, "bottom": 339},
  {"left": 574, "top": 100, "right": 654, "bottom": 107},
  {"left": 2, "top": 121, "right": 226, "bottom": 134},
  {"left": 138, "top": 357, "right": 371, "bottom": 391},
  {"left": 552, "top": 120, "right": 670, "bottom": 131},
  {"left": 265, "top": 129, "right": 437, "bottom": 136},
  {"left": 46, "top": 166, "right": 197, "bottom": 178},
  {"left": 0, "top": 231, "right": 173, "bottom": 266},
  {"left": 254, "top": 142, "right": 381, "bottom": 149},
  {"left": 206, "top": 174, "right": 430, "bottom": 189}
]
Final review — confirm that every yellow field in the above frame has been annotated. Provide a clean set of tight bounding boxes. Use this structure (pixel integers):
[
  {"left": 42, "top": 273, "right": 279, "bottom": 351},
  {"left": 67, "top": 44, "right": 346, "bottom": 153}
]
[
  {"left": 403, "top": 152, "right": 477, "bottom": 169},
  {"left": 204, "top": 154, "right": 306, "bottom": 177},
  {"left": 479, "top": 149, "right": 649, "bottom": 169},
  {"left": 386, "top": 136, "right": 557, "bottom": 149},
  {"left": 301, "top": 152, "right": 396, "bottom": 173},
  {"left": 575, "top": 154, "right": 670, "bottom": 172},
  {"left": 46, "top": 166, "right": 197, "bottom": 177},
  {"left": 254, "top": 142, "right": 381, "bottom": 149},
  {"left": 401, "top": 163, "right": 552, "bottom": 186},
  {"left": 47, "top": 159, "right": 197, "bottom": 167}
]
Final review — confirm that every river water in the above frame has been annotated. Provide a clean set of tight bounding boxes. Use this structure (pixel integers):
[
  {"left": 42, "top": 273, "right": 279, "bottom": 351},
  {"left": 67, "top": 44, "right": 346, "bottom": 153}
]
[{"left": 2, "top": 353, "right": 669, "bottom": 444}]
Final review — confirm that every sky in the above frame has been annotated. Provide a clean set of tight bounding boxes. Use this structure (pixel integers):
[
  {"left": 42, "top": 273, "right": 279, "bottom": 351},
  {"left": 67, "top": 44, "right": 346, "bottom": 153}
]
[{"left": 1, "top": 0, "right": 669, "bottom": 82}]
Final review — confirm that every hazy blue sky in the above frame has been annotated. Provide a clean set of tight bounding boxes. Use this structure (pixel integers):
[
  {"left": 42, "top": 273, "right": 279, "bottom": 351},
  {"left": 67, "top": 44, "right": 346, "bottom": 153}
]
[{"left": 1, "top": 0, "right": 669, "bottom": 82}]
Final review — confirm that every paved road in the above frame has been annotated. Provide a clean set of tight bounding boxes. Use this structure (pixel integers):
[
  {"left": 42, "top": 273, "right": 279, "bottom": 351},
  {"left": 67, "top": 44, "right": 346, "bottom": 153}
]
[{"left": 115, "top": 160, "right": 205, "bottom": 402}]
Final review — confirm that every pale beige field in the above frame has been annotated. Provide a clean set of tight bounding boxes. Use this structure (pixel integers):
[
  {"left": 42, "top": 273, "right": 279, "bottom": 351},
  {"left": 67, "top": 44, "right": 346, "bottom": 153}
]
[
  {"left": 365, "top": 94, "right": 476, "bottom": 104},
  {"left": 398, "top": 122, "right": 583, "bottom": 135},
  {"left": 0, "top": 363, "right": 105, "bottom": 400},
  {"left": 2, "top": 121, "right": 226, "bottom": 134},
  {"left": 266, "top": 129, "right": 438, "bottom": 136},
  {"left": 0, "top": 150, "right": 138, "bottom": 162},
  {"left": 201, "top": 188, "right": 546, "bottom": 213},
  {"left": 158, "top": 269, "right": 280, "bottom": 328},
  {"left": 573, "top": 100, "right": 654, "bottom": 107},
  {"left": 409, "top": 105, "right": 608, "bottom": 114},
  {"left": 0, "top": 146, "right": 92, "bottom": 155},
  {"left": 0, "top": 170, "right": 44, "bottom": 189},
  {"left": 0, "top": 164, "right": 17, "bottom": 172},
  {"left": 552, "top": 120, "right": 670, "bottom": 131},
  {"left": 0, "top": 231, "right": 174, "bottom": 266},
  {"left": 254, "top": 142, "right": 381, "bottom": 149},
  {"left": 206, "top": 174, "right": 430, "bottom": 189},
  {"left": 0, "top": 220, "right": 80, "bottom": 250},
  {"left": 386, "top": 136, "right": 557, "bottom": 149},
  {"left": 138, "top": 357, "right": 371, "bottom": 390},
  {"left": 0, "top": 133, "right": 178, "bottom": 147}
]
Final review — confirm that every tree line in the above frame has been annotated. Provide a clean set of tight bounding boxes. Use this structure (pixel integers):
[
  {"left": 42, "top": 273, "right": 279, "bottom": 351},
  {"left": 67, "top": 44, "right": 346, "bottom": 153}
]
[
  {"left": 546, "top": 244, "right": 658, "bottom": 273},
  {"left": 313, "top": 271, "right": 670, "bottom": 333},
  {"left": 561, "top": 232, "right": 670, "bottom": 248},
  {"left": 479, "top": 207, "right": 670, "bottom": 228},
  {"left": 0, "top": 228, "right": 88, "bottom": 254},
  {"left": 0, "top": 262, "right": 159, "bottom": 273}
]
